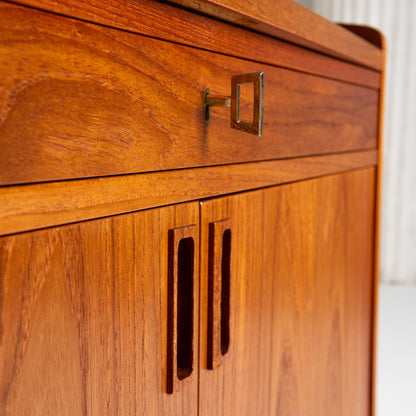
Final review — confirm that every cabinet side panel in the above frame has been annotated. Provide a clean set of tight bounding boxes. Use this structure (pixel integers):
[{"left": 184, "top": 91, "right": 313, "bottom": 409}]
[{"left": 199, "top": 168, "right": 375, "bottom": 416}]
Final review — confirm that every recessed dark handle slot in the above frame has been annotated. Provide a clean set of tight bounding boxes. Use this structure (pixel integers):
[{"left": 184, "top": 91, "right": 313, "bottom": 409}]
[
  {"left": 208, "top": 218, "right": 232, "bottom": 370},
  {"left": 177, "top": 237, "right": 194, "bottom": 380},
  {"left": 221, "top": 228, "right": 231, "bottom": 355},
  {"left": 167, "top": 225, "right": 197, "bottom": 394}
]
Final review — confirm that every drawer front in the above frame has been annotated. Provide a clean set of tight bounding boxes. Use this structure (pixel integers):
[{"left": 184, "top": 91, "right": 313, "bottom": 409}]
[{"left": 0, "top": 3, "right": 379, "bottom": 185}]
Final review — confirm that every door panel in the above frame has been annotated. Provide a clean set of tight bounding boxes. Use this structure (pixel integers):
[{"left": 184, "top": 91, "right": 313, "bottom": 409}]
[
  {"left": 0, "top": 202, "right": 199, "bottom": 415},
  {"left": 199, "top": 168, "right": 375, "bottom": 416}
]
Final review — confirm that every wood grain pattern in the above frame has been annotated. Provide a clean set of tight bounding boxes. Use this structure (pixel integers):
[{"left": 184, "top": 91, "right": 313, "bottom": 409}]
[
  {"left": 0, "top": 3, "right": 379, "bottom": 185},
  {"left": 199, "top": 168, "right": 376, "bottom": 416},
  {"left": 169, "top": 0, "right": 382, "bottom": 70},
  {"left": 0, "top": 150, "right": 378, "bottom": 236},
  {"left": 9, "top": 0, "right": 380, "bottom": 87},
  {"left": 0, "top": 201, "right": 199, "bottom": 415}
]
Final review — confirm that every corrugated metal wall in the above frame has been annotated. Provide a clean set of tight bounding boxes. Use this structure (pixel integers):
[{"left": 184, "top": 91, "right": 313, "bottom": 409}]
[{"left": 305, "top": 0, "right": 416, "bottom": 284}]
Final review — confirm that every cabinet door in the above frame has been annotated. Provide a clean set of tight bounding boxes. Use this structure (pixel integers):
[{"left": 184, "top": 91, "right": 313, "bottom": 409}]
[
  {"left": 199, "top": 168, "right": 376, "bottom": 416},
  {"left": 0, "top": 202, "right": 199, "bottom": 415}
]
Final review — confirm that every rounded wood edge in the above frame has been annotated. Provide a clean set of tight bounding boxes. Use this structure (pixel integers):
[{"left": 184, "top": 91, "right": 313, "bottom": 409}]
[
  {"left": 340, "top": 23, "right": 386, "bottom": 416},
  {"left": 369, "top": 26, "right": 386, "bottom": 416},
  {"left": 339, "top": 24, "right": 385, "bottom": 50}
]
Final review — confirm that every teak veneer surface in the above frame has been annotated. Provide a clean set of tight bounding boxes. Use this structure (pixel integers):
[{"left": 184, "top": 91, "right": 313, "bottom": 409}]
[
  {"left": 199, "top": 168, "right": 375, "bottom": 416},
  {"left": 169, "top": 0, "right": 382, "bottom": 70},
  {"left": 0, "top": 3, "right": 378, "bottom": 185},
  {"left": 0, "top": 202, "right": 199, "bottom": 416},
  {"left": 8, "top": 0, "right": 380, "bottom": 87},
  {"left": 0, "top": 1, "right": 383, "bottom": 414},
  {"left": 0, "top": 150, "right": 377, "bottom": 236}
]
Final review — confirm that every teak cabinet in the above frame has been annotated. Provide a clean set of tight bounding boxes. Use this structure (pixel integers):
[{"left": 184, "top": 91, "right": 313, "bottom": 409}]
[{"left": 0, "top": 0, "right": 384, "bottom": 415}]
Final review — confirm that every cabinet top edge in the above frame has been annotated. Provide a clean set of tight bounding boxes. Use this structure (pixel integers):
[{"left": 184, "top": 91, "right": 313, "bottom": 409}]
[
  {"left": 7, "top": 0, "right": 383, "bottom": 78},
  {"left": 165, "top": 0, "right": 383, "bottom": 71}
]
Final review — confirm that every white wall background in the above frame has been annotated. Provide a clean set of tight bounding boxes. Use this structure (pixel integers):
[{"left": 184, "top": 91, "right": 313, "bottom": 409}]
[
  {"left": 377, "top": 284, "right": 416, "bottom": 416},
  {"left": 297, "top": 0, "right": 416, "bottom": 284}
]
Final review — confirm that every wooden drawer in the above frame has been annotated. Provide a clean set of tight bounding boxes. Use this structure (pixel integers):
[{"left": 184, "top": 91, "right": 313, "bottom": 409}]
[{"left": 0, "top": 3, "right": 378, "bottom": 185}]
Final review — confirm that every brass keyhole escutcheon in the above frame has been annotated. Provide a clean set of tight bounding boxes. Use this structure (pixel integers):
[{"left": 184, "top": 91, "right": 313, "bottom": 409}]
[{"left": 204, "top": 72, "right": 264, "bottom": 137}]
